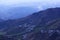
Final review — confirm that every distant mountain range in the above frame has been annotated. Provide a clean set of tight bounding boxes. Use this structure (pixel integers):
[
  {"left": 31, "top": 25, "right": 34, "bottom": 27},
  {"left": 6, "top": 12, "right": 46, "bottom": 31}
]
[
  {"left": 0, "top": 7, "right": 38, "bottom": 20},
  {"left": 0, "top": 8, "right": 60, "bottom": 40}
]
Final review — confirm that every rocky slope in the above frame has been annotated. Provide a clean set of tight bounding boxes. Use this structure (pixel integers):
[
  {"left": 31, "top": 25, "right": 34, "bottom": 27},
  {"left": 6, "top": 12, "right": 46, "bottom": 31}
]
[{"left": 0, "top": 8, "right": 60, "bottom": 40}]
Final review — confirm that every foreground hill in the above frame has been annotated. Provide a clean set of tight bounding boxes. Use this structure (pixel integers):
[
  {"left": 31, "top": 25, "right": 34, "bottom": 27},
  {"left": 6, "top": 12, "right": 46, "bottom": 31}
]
[{"left": 0, "top": 8, "right": 60, "bottom": 40}]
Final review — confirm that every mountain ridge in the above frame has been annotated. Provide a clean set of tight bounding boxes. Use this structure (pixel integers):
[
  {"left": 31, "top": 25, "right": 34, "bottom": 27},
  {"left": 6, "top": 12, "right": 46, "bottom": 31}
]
[{"left": 0, "top": 8, "right": 60, "bottom": 40}]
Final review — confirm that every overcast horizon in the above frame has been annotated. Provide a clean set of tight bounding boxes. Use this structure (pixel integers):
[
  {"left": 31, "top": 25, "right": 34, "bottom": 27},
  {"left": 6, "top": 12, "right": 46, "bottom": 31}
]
[
  {"left": 0, "top": 0, "right": 60, "bottom": 9},
  {"left": 0, "top": 0, "right": 60, "bottom": 20}
]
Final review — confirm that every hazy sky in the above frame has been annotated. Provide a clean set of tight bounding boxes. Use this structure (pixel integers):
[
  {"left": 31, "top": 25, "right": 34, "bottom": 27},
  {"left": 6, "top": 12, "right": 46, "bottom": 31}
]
[
  {"left": 0, "top": 0, "right": 60, "bottom": 6},
  {"left": 0, "top": 0, "right": 60, "bottom": 19},
  {"left": 0, "top": 0, "right": 60, "bottom": 10}
]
